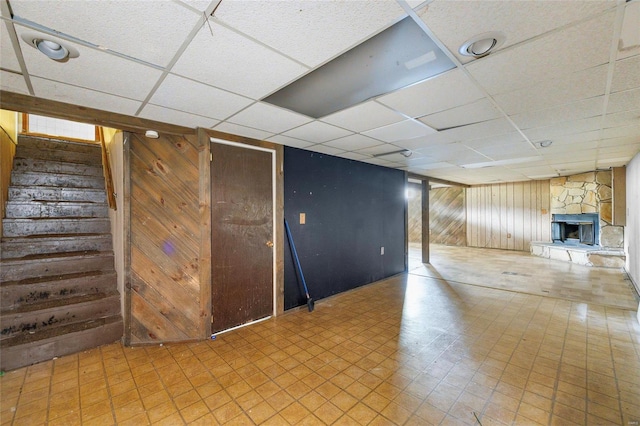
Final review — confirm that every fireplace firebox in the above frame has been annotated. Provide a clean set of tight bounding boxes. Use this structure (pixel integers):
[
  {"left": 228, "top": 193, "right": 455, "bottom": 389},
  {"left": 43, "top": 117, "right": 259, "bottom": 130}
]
[{"left": 551, "top": 213, "right": 599, "bottom": 246}]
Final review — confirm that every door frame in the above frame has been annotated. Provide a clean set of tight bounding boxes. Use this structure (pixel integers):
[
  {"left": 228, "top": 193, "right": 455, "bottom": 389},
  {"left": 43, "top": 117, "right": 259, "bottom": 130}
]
[{"left": 210, "top": 137, "right": 278, "bottom": 318}]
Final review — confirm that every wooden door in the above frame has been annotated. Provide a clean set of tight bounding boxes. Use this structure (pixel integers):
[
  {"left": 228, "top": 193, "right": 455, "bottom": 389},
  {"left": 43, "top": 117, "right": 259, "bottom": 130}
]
[{"left": 210, "top": 140, "right": 274, "bottom": 333}]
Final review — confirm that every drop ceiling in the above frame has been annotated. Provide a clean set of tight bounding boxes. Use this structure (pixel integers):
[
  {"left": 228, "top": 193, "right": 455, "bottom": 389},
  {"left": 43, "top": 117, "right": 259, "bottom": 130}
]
[{"left": 1, "top": 0, "right": 638, "bottom": 185}]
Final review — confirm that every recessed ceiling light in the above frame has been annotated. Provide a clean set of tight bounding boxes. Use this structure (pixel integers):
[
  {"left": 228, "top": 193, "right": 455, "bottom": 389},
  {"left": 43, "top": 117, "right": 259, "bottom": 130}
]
[
  {"left": 21, "top": 33, "right": 79, "bottom": 62},
  {"left": 459, "top": 32, "right": 506, "bottom": 57},
  {"left": 538, "top": 140, "right": 553, "bottom": 148}
]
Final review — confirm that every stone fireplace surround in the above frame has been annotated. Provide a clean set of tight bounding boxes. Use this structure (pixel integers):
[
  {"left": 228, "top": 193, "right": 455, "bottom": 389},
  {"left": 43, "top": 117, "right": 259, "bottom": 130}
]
[{"left": 531, "top": 170, "right": 625, "bottom": 268}]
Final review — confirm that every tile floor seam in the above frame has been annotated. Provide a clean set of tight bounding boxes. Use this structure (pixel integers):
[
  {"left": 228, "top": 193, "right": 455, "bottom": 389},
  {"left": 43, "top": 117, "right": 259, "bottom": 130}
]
[
  {"left": 603, "top": 308, "right": 627, "bottom": 426},
  {"left": 546, "top": 301, "right": 573, "bottom": 425},
  {"left": 476, "top": 293, "right": 542, "bottom": 425}
]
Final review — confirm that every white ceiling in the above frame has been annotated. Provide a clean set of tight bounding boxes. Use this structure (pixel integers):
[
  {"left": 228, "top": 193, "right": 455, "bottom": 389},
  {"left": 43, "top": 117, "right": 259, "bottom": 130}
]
[{"left": 1, "top": 0, "right": 639, "bottom": 185}]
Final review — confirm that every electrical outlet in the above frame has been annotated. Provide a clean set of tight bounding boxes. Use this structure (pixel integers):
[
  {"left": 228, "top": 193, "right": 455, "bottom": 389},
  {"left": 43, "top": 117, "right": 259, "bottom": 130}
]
[{"left": 380, "top": 246, "right": 384, "bottom": 255}]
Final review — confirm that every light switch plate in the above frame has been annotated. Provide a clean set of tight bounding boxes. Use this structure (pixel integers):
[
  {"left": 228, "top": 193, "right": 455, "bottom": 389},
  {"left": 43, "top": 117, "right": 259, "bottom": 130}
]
[{"left": 300, "top": 213, "right": 306, "bottom": 225}]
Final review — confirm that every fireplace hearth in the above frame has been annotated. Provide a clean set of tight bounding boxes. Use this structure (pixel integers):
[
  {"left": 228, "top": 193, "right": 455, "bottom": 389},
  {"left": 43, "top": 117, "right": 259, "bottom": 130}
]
[{"left": 551, "top": 213, "right": 599, "bottom": 246}]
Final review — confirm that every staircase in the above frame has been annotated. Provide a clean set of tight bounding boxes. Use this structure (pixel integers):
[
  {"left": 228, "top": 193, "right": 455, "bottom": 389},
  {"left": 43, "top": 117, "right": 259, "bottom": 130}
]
[{"left": 1, "top": 135, "right": 123, "bottom": 371}]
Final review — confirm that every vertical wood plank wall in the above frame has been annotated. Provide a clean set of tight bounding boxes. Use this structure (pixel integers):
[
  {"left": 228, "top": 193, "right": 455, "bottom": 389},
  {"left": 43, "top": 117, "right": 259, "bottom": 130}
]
[
  {"left": 429, "top": 186, "right": 466, "bottom": 246},
  {"left": 126, "top": 132, "right": 209, "bottom": 343},
  {"left": 0, "top": 128, "right": 16, "bottom": 236},
  {"left": 466, "top": 181, "right": 551, "bottom": 251}
]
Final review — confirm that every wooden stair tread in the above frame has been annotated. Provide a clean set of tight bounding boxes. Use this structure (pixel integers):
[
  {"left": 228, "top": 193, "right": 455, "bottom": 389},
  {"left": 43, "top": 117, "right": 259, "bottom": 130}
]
[
  {"left": 1, "top": 290, "right": 119, "bottom": 314},
  {"left": 1, "top": 315, "right": 122, "bottom": 348}
]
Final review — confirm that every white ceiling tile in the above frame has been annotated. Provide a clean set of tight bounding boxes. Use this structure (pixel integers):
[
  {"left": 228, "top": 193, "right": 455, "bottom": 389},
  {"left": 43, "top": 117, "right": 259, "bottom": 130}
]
[
  {"left": 408, "top": 161, "right": 456, "bottom": 171},
  {"left": 1, "top": 24, "right": 22, "bottom": 72},
  {"left": 15, "top": 26, "right": 162, "bottom": 101},
  {"left": 523, "top": 116, "right": 603, "bottom": 141},
  {"left": 394, "top": 135, "right": 440, "bottom": 151},
  {"left": 356, "top": 143, "right": 403, "bottom": 156},
  {"left": 11, "top": 0, "right": 200, "bottom": 67},
  {"left": 321, "top": 101, "right": 405, "bottom": 132},
  {"left": 603, "top": 109, "right": 640, "bottom": 128},
  {"left": 439, "top": 118, "right": 515, "bottom": 142},
  {"left": 215, "top": 0, "right": 404, "bottom": 68},
  {"left": 597, "top": 158, "right": 632, "bottom": 168},
  {"left": 308, "top": 144, "right": 346, "bottom": 156},
  {"left": 362, "top": 157, "right": 399, "bottom": 167},
  {"left": 510, "top": 96, "right": 605, "bottom": 130},
  {"left": 213, "top": 122, "right": 274, "bottom": 141},
  {"left": 139, "top": 104, "right": 219, "bottom": 129},
  {"left": 611, "top": 55, "right": 640, "bottom": 93},
  {"left": 492, "top": 65, "right": 608, "bottom": 114},
  {"left": 281, "top": 121, "right": 352, "bottom": 143},
  {"left": 322, "top": 134, "right": 383, "bottom": 151},
  {"left": 363, "top": 119, "right": 436, "bottom": 142},
  {"left": 466, "top": 10, "right": 616, "bottom": 95},
  {"left": 172, "top": 24, "right": 308, "bottom": 99},
  {"left": 599, "top": 135, "right": 640, "bottom": 148},
  {"left": 152, "top": 74, "right": 253, "bottom": 120},
  {"left": 419, "top": 1, "right": 612, "bottom": 64},
  {"left": 462, "top": 132, "right": 525, "bottom": 150},
  {"left": 31, "top": 77, "right": 141, "bottom": 116},
  {"left": 228, "top": 102, "right": 312, "bottom": 134},
  {"left": 175, "top": 0, "right": 214, "bottom": 12},
  {"left": 418, "top": 98, "right": 501, "bottom": 130},
  {"left": 268, "top": 134, "right": 314, "bottom": 149},
  {"left": 602, "top": 123, "right": 640, "bottom": 139},
  {"left": 607, "top": 88, "right": 640, "bottom": 115},
  {"left": 538, "top": 140, "right": 599, "bottom": 153},
  {"left": 377, "top": 69, "right": 484, "bottom": 117},
  {"left": 0, "top": 70, "right": 29, "bottom": 94},
  {"left": 340, "top": 152, "right": 371, "bottom": 162},
  {"left": 475, "top": 142, "right": 538, "bottom": 161}
]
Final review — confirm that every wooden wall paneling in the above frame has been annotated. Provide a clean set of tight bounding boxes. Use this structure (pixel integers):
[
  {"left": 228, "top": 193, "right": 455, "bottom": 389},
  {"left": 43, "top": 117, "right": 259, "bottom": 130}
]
[
  {"left": 466, "top": 181, "right": 551, "bottom": 251},
  {"left": 489, "top": 185, "right": 498, "bottom": 248},
  {"left": 429, "top": 187, "right": 466, "bottom": 246},
  {"left": 197, "top": 129, "right": 212, "bottom": 335},
  {"left": 1, "top": 128, "right": 17, "bottom": 236},
  {"left": 613, "top": 166, "right": 626, "bottom": 226},
  {"left": 514, "top": 183, "right": 524, "bottom": 251},
  {"left": 498, "top": 183, "right": 508, "bottom": 248},
  {"left": 274, "top": 144, "right": 284, "bottom": 315},
  {"left": 128, "top": 132, "right": 203, "bottom": 344},
  {"left": 506, "top": 183, "right": 514, "bottom": 250},
  {"left": 123, "top": 133, "right": 132, "bottom": 345},
  {"left": 523, "top": 181, "right": 532, "bottom": 247},
  {"left": 540, "top": 180, "right": 551, "bottom": 241},
  {"left": 422, "top": 180, "right": 429, "bottom": 263},
  {"left": 466, "top": 187, "right": 472, "bottom": 247}
]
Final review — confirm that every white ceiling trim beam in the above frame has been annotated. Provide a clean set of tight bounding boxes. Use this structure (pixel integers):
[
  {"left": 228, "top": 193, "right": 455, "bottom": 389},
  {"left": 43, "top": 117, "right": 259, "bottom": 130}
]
[
  {"left": 595, "top": 1, "right": 628, "bottom": 155},
  {"left": 1, "top": 0, "right": 33, "bottom": 95}
]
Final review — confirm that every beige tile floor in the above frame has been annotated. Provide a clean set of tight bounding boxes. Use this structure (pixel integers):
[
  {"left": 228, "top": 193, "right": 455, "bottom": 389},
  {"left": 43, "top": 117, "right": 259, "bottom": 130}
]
[
  {"left": 411, "top": 244, "right": 639, "bottom": 310},
  {"left": 1, "top": 245, "right": 639, "bottom": 425}
]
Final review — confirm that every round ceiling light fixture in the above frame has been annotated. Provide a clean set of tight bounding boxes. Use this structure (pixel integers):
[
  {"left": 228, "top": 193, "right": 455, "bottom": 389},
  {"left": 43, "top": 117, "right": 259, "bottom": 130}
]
[
  {"left": 459, "top": 32, "right": 506, "bottom": 58},
  {"left": 538, "top": 140, "right": 553, "bottom": 148},
  {"left": 21, "top": 33, "right": 79, "bottom": 62}
]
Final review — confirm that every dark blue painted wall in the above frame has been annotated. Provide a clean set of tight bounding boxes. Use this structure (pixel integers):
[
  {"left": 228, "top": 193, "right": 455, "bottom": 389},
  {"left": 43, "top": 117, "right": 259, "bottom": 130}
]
[{"left": 284, "top": 147, "right": 406, "bottom": 310}]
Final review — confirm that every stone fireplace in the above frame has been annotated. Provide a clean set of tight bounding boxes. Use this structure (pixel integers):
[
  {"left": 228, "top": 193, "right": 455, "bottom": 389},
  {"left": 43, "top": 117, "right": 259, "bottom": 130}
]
[
  {"left": 530, "top": 170, "right": 625, "bottom": 268},
  {"left": 550, "top": 171, "right": 623, "bottom": 249}
]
